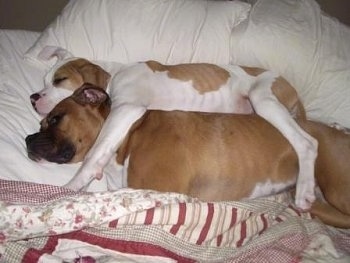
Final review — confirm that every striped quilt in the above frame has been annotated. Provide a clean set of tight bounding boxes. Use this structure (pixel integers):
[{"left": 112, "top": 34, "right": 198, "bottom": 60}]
[{"left": 0, "top": 180, "right": 349, "bottom": 263}]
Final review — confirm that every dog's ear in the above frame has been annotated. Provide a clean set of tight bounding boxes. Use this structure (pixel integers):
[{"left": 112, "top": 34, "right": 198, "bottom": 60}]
[
  {"left": 38, "top": 46, "right": 73, "bottom": 62},
  {"left": 72, "top": 84, "right": 110, "bottom": 106},
  {"left": 78, "top": 61, "right": 111, "bottom": 90}
]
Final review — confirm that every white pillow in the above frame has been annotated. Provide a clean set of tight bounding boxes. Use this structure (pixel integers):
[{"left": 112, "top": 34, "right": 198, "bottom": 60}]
[
  {"left": 25, "top": 0, "right": 251, "bottom": 68},
  {"left": 230, "top": 0, "right": 350, "bottom": 127}
]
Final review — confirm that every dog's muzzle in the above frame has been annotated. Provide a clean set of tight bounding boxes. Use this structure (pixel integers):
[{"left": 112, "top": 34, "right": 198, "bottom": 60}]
[{"left": 25, "top": 132, "right": 76, "bottom": 164}]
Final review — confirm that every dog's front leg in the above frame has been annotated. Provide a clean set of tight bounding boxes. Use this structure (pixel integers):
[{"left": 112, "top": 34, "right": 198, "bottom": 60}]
[
  {"left": 64, "top": 104, "right": 147, "bottom": 191},
  {"left": 248, "top": 71, "right": 318, "bottom": 210}
]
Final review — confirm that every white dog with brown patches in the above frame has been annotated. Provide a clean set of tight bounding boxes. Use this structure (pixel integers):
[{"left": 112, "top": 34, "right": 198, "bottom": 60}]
[{"left": 30, "top": 46, "right": 318, "bottom": 210}]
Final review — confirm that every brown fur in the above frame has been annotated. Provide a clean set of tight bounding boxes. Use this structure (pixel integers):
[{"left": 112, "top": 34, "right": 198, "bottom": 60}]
[
  {"left": 117, "top": 111, "right": 298, "bottom": 201},
  {"left": 27, "top": 86, "right": 110, "bottom": 164},
  {"left": 242, "top": 66, "right": 306, "bottom": 119},
  {"left": 53, "top": 58, "right": 111, "bottom": 91},
  {"left": 299, "top": 120, "right": 350, "bottom": 227},
  {"left": 116, "top": 112, "right": 350, "bottom": 228},
  {"left": 146, "top": 60, "right": 230, "bottom": 94}
]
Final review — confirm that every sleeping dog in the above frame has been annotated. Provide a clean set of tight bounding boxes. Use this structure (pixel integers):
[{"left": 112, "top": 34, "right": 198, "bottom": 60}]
[
  {"left": 29, "top": 46, "right": 317, "bottom": 209},
  {"left": 26, "top": 85, "right": 350, "bottom": 228}
]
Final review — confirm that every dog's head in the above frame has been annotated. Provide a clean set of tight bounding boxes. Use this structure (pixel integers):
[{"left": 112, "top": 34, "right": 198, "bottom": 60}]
[
  {"left": 30, "top": 46, "right": 111, "bottom": 116},
  {"left": 26, "top": 83, "right": 111, "bottom": 164}
]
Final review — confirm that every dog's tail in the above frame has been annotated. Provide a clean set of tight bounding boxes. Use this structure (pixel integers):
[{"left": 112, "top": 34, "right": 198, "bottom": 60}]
[{"left": 310, "top": 199, "right": 350, "bottom": 229}]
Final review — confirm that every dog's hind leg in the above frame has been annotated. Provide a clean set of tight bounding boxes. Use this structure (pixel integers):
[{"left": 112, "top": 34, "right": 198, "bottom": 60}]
[{"left": 248, "top": 71, "right": 318, "bottom": 210}]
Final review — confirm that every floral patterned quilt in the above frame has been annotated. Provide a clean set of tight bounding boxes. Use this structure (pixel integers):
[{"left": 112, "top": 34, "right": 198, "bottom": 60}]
[{"left": 0, "top": 179, "right": 349, "bottom": 263}]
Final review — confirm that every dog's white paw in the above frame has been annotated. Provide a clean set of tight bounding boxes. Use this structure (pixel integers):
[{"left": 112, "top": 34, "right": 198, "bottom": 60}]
[
  {"left": 295, "top": 178, "right": 316, "bottom": 210},
  {"left": 64, "top": 162, "right": 103, "bottom": 191}
]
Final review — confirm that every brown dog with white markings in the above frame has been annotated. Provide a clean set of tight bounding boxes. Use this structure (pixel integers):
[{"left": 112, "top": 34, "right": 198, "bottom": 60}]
[{"left": 26, "top": 85, "right": 350, "bottom": 228}]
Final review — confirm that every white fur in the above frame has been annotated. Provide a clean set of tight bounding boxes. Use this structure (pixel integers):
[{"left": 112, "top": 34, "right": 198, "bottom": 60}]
[
  {"left": 248, "top": 179, "right": 296, "bottom": 199},
  {"left": 34, "top": 56, "right": 78, "bottom": 115},
  {"left": 36, "top": 47, "right": 317, "bottom": 209},
  {"left": 34, "top": 86, "right": 74, "bottom": 116}
]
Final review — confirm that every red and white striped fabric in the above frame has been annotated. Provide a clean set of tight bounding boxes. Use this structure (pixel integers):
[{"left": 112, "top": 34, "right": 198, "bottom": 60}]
[{"left": 1, "top": 179, "right": 349, "bottom": 263}]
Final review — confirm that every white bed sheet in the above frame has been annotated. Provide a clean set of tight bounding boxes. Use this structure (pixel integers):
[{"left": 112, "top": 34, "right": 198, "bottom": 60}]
[{"left": 0, "top": 29, "right": 107, "bottom": 191}]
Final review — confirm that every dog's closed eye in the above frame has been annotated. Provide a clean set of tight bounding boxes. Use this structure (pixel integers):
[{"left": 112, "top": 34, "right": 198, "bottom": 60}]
[
  {"left": 48, "top": 114, "right": 63, "bottom": 126},
  {"left": 53, "top": 77, "right": 68, "bottom": 85}
]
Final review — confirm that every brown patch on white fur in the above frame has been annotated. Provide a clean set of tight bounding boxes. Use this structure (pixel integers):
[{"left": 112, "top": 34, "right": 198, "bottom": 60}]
[
  {"left": 242, "top": 66, "right": 306, "bottom": 119},
  {"left": 146, "top": 60, "right": 230, "bottom": 94},
  {"left": 271, "top": 77, "right": 306, "bottom": 120},
  {"left": 53, "top": 58, "right": 111, "bottom": 91},
  {"left": 241, "top": 66, "right": 266, "bottom": 77}
]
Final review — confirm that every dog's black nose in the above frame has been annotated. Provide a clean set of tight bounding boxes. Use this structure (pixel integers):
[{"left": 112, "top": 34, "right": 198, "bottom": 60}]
[
  {"left": 30, "top": 93, "right": 41, "bottom": 105},
  {"left": 25, "top": 133, "right": 42, "bottom": 161}
]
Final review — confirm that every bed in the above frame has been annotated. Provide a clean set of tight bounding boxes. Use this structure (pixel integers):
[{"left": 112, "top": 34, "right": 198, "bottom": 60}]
[{"left": 1, "top": 0, "right": 350, "bottom": 262}]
